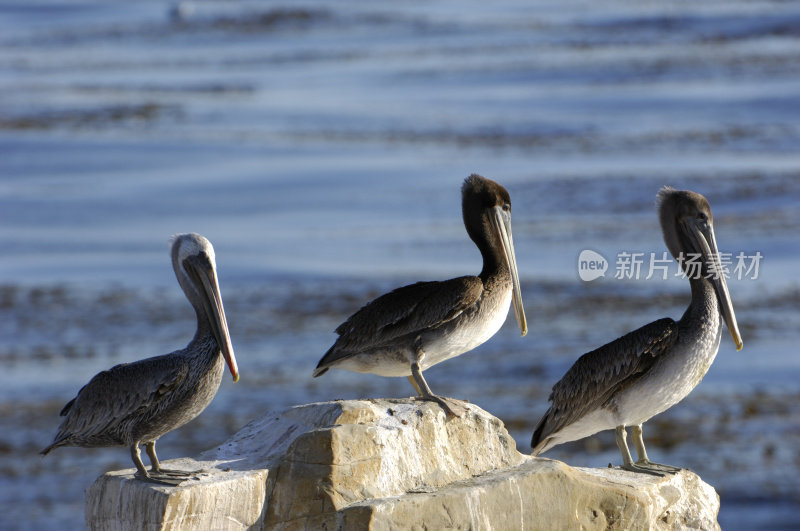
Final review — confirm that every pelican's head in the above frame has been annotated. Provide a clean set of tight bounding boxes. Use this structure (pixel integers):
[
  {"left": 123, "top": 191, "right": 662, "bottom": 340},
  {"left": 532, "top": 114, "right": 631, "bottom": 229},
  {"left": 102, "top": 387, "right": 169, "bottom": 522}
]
[
  {"left": 462, "top": 174, "right": 527, "bottom": 337},
  {"left": 657, "top": 187, "right": 742, "bottom": 351},
  {"left": 171, "top": 233, "right": 239, "bottom": 381}
]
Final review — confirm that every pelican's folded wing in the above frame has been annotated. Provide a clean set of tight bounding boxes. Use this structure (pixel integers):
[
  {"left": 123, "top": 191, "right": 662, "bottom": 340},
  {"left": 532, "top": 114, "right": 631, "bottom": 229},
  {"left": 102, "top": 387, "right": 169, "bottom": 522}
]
[
  {"left": 316, "top": 276, "right": 483, "bottom": 368},
  {"left": 533, "top": 318, "right": 677, "bottom": 447},
  {"left": 51, "top": 354, "right": 189, "bottom": 444}
]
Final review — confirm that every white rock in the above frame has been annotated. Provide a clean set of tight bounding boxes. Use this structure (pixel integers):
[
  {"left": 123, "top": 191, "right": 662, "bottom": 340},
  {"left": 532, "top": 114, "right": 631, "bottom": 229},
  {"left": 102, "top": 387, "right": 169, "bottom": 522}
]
[{"left": 85, "top": 399, "right": 719, "bottom": 530}]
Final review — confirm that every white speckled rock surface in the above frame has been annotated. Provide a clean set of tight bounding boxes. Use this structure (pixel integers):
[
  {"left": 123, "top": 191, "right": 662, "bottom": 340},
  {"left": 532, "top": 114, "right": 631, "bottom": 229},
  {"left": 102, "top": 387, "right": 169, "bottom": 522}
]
[{"left": 85, "top": 399, "right": 719, "bottom": 530}]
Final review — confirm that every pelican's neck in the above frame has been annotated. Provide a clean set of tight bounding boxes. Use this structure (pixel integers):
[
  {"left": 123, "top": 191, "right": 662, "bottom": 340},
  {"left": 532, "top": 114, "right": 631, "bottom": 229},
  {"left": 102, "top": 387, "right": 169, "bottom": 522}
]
[
  {"left": 188, "top": 306, "right": 218, "bottom": 355},
  {"left": 463, "top": 206, "right": 511, "bottom": 286},
  {"left": 175, "top": 266, "right": 213, "bottom": 348},
  {"left": 478, "top": 242, "right": 509, "bottom": 285},
  {"left": 679, "top": 277, "right": 720, "bottom": 337}
]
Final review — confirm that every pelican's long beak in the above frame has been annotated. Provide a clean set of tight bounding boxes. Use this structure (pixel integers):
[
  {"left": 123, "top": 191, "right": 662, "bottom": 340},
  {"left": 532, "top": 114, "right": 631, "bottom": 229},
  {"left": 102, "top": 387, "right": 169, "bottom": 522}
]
[
  {"left": 492, "top": 206, "right": 527, "bottom": 336},
  {"left": 686, "top": 219, "right": 743, "bottom": 350},
  {"left": 186, "top": 256, "right": 240, "bottom": 381}
]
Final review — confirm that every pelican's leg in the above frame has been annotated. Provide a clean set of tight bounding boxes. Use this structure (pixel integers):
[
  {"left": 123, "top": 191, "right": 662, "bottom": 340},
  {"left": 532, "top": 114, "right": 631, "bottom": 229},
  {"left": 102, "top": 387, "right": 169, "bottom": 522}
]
[
  {"left": 131, "top": 444, "right": 182, "bottom": 485},
  {"left": 615, "top": 426, "right": 663, "bottom": 476},
  {"left": 145, "top": 441, "right": 201, "bottom": 479},
  {"left": 631, "top": 424, "right": 650, "bottom": 462},
  {"left": 145, "top": 441, "right": 163, "bottom": 472},
  {"left": 632, "top": 425, "right": 681, "bottom": 474},
  {"left": 409, "top": 359, "right": 465, "bottom": 418},
  {"left": 131, "top": 444, "right": 149, "bottom": 477},
  {"left": 407, "top": 375, "right": 423, "bottom": 396}
]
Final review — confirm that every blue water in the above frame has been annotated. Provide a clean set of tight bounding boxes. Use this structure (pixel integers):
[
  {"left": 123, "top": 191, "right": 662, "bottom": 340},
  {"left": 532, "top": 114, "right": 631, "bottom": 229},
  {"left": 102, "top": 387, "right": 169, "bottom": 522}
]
[{"left": 1, "top": 1, "right": 799, "bottom": 529}]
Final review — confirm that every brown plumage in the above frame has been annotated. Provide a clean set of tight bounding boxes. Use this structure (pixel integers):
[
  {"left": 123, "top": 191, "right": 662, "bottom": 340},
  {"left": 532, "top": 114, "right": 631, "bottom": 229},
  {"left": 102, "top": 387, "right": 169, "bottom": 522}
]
[
  {"left": 41, "top": 233, "right": 239, "bottom": 483},
  {"left": 530, "top": 187, "right": 742, "bottom": 475},
  {"left": 313, "top": 174, "right": 527, "bottom": 417},
  {"left": 531, "top": 318, "right": 677, "bottom": 450},
  {"left": 316, "top": 277, "right": 484, "bottom": 366}
]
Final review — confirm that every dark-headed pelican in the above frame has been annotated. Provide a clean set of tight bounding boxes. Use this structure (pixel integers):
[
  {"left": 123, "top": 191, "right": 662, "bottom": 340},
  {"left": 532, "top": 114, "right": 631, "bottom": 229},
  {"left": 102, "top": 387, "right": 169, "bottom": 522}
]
[
  {"left": 531, "top": 187, "right": 742, "bottom": 475},
  {"left": 313, "top": 174, "right": 527, "bottom": 416},
  {"left": 41, "top": 233, "right": 239, "bottom": 484}
]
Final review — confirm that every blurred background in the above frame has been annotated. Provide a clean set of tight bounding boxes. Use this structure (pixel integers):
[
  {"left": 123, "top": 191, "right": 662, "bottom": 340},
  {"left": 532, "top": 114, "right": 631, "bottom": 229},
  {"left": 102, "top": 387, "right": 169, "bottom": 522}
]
[{"left": 1, "top": 0, "right": 798, "bottom": 529}]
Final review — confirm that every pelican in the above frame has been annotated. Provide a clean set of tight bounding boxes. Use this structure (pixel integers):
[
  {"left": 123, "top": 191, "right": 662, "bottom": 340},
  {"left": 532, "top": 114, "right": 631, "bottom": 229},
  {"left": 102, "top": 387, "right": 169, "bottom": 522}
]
[
  {"left": 531, "top": 187, "right": 742, "bottom": 475},
  {"left": 313, "top": 174, "right": 527, "bottom": 417},
  {"left": 41, "top": 233, "right": 239, "bottom": 484}
]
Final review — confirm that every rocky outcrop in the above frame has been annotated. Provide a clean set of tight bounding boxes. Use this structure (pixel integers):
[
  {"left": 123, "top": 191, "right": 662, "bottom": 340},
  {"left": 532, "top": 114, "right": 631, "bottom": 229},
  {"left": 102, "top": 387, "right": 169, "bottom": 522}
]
[{"left": 85, "top": 399, "right": 720, "bottom": 530}]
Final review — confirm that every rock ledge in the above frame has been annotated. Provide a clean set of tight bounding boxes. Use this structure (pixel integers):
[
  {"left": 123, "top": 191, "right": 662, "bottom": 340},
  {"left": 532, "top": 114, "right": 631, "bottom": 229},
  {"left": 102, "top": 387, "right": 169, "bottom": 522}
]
[{"left": 85, "top": 399, "right": 720, "bottom": 530}]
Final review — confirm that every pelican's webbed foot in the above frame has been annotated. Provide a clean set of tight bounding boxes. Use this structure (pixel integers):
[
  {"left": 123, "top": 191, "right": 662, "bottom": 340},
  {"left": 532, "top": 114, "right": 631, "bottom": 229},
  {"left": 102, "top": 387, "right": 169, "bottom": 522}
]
[
  {"left": 624, "top": 424, "right": 682, "bottom": 475},
  {"left": 151, "top": 466, "right": 205, "bottom": 478},
  {"left": 135, "top": 441, "right": 204, "bottom": 484},
  {"left": 614, "top": 425, "right": 681, "bottom": 477},
  {"left": 407, "top": 366, "right": 465, "bottom": 418},
  {"left": 134, "top": 470, "right": 190, "bottom": 486},
  {"left": 635, "top": 459, "right": 682, "bottom": 474},
  {"left": 620, "top": 462, "right": 666, "bottom": 477},
  {"left": 413, "top": 394, "right": 466, "bottom": 418}
]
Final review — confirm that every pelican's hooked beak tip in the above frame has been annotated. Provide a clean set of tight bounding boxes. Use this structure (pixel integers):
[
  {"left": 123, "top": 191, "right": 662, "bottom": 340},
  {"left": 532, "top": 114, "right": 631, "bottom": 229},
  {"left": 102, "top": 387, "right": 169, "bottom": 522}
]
[
  {"left": 232, "top": 373, "right": 240, "bottom": 383},
  {"left": 735, "top": 340, "right": 743, "bottom": 351}
]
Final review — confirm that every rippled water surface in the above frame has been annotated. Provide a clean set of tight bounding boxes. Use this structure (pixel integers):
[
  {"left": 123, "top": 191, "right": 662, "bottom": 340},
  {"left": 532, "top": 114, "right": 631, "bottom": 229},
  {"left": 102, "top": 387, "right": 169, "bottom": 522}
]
[{"left": 1, "top": 1, "right": 799, "bottom": 529}]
